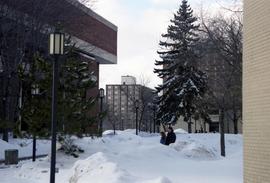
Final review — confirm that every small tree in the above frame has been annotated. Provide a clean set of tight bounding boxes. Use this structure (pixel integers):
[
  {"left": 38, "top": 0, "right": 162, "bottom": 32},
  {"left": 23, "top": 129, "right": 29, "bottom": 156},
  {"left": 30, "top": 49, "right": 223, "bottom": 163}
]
[
  {"left": 58, "top": 48, "right": 97, "bottom": 137},
  {"left": 18, "top": 53, "right": 51, "bottom": 161}
]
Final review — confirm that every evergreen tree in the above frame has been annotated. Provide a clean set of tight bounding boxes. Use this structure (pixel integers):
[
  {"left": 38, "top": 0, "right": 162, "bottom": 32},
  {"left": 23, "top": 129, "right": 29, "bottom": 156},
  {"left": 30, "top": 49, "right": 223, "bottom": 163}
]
[
  {"left": 58, "top": 48, "right": 97, "bottom": 136},
  {"left": 154, "top": 0, "right": 207, "bottom": 133},
  {"left": 18, "top": 53, "right": 51, "bottom": 161},
  {"left": 18, "top": 46, "right": 98, "bottom": 157}
]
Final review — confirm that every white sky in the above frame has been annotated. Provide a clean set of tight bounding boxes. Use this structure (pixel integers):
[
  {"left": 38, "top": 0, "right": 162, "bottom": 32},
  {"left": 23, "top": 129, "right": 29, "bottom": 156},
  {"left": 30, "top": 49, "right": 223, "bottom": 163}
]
[{"left": 94, "top": 0, "right": 241, "bottom": 89}]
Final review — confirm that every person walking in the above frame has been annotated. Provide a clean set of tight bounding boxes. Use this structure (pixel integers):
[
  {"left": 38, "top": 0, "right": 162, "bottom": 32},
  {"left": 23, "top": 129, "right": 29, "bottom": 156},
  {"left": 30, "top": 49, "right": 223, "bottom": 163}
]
[
  {"left": 160, "top": 131, "right": 166, "bottom": 145},
  {"left": 165, "top": 126, "right": 176, "bottom": 145}
]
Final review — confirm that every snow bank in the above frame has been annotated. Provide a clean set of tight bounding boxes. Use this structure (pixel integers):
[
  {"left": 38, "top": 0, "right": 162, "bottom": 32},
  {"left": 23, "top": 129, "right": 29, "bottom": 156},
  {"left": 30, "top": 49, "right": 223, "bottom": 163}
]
[
  {"left": 173, "top": 128, "right": 188, "bottom": 134},
  {"left": 69, "top": 152, "right": 172, "bottom": 183},
  {"left": 2, "top": 131, "right": 242, "bottom": 183},
  {"left": 69, "top": 152, "right": 135, "bottom": 183},
  {"left": 0, "top": 139, "right": 16, "bottom": 158},
  {"left": 171, "top": 141, "right": 217, "bottom": 160},
  {"left": 103, "top": 130, "right": 117, "bottom": 136},
  {"left": 0, "top": 138, "right": 50, "bottom": 160}
]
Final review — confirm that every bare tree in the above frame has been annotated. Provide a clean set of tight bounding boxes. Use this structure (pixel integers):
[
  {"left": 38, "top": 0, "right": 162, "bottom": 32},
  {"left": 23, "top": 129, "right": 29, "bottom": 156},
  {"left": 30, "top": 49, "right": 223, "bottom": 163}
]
[
  {"left": 118, "top": 75, "right": 156, "bottom": 133},
  {"left": 199, "top": 14, "right": 243, "bottom": 156},
  {"left": 106, "top": 113, "right": 121, "bottom": 135}
]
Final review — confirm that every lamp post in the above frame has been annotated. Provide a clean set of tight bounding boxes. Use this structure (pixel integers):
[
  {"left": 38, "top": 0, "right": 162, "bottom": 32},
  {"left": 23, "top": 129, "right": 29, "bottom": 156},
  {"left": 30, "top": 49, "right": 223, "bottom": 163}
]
[
  {"left": 135, "top": 100, "right": 139, "bottom": 135},
  {"left": 148, "top": 103, "right": 157, "bottom": 133},
  {"left": 31, "top": 84, "right": 40, "bottom": 162},
  {"left": 49, "top": 29, "right": 64, "bottom": 183},
  {"left": 99, "top": 88, "right": 104, "bottom": 136}
]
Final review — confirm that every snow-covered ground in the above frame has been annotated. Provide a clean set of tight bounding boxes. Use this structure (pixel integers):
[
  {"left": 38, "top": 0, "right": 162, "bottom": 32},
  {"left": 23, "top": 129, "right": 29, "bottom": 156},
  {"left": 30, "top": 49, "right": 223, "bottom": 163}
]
[
  {"left": 0, "top": 138, "right": 50, "bottom": 160},
  {"left": 0, "top": 130, "right": 243, "bottom": 183}
]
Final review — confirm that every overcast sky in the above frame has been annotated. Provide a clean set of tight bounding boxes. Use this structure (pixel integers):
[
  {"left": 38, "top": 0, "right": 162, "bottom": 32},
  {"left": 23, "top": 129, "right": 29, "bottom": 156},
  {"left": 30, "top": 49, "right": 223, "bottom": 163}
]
[{"left": 94, "top": 0, "right": 240, "bottom": 89}]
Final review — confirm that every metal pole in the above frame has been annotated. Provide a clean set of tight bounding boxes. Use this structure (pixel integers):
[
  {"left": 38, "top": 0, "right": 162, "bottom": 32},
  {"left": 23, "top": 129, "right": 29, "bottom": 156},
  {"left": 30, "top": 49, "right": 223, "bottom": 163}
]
[
  {"left": 32, "top": 135, "right": 36, "bottom": 162},
  {"left": 136, "top": 108, "right": 138, "bottom": 135},
  {"left": 50, "top": 56, "right": 59, "bottom": 183}
]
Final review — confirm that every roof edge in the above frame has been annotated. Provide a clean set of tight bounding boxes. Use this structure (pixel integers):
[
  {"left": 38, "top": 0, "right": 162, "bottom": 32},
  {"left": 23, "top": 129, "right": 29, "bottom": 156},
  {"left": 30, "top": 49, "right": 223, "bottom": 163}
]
[{"left": 65, "top": 0, "right": 117, "bottom": 31}]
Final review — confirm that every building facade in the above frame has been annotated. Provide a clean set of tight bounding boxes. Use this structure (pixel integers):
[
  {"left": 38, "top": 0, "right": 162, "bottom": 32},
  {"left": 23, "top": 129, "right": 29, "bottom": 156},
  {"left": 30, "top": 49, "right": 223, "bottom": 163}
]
[
  {"left": 105, "top": 77, "right": 156, "bottom": 131},
  {"left": 121, "top": 75, "right": 136, "bottom": 85},
  {"left": 0, "top": 0, "right": 117, "bottom": 135},
  {"left": 244, "top": 1, "right": 270, "bottom": 182},
  {"left": 106, "top": 84, "right": 141, "bottom": 130}
]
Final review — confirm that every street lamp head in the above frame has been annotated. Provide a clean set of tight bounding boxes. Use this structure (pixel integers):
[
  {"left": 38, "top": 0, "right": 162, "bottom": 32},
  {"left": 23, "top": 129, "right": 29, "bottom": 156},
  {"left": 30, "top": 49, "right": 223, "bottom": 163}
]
[
  {"left": 31, "top": 84, "right": 40, "bottom": 95},
  {"left": 99, "top": 88, "right": 105, "bottom": 98},
  {"left": 49, "top": 31, "right": 64, "bottom": 55}
]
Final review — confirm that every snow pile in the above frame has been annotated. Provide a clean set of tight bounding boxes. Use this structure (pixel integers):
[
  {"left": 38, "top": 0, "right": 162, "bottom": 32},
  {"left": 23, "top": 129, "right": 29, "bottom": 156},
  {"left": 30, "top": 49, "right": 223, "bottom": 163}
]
[
  {"left": 69, "top": 152, "right": 135, "bottom": 183},
  {"left": 69, "top": 152, "right": 172, "bottom": 183},
  {"left": 17, "top": 158, "right": 50, "bottom": 181},
  {"left": 102, "top": 130, "right": 117, "bottom": 136},
  {"left": 0, "top": 139, "right": 16, "bottom": 158},
  {"left": 171, "top": 141, "right": 217, "bottom": 160},
  {"left": 173, "top": 128, "right": 188, "bottom": 134},
  {"left": 0, "top": 138, "right": 50, "bottom": 160},
  {"left": 1, "top": 131, "right": 243, "bottom": 183}
]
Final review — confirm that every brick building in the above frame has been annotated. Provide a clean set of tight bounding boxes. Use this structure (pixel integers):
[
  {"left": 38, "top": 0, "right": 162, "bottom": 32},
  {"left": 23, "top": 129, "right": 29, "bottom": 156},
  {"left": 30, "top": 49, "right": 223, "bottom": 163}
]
[
  {"left": 0, "top": 0, "right": 117, "bottom": 135},
  {"left": 244, "top": 1, "right": 270, "bottom": 182}
]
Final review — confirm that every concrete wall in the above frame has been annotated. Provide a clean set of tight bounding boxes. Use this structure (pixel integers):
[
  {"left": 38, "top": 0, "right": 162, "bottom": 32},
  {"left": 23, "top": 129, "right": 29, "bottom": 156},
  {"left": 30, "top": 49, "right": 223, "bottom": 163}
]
[{"left": 244, "top": 1, "right": 270, "bottom": 182}]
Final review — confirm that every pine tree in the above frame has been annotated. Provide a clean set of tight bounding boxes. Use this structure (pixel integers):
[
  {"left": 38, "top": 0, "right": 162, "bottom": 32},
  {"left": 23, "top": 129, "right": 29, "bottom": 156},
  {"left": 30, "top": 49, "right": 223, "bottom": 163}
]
[
  {"left": 19, "top": 47, "right": 98, "bottom": 157},
  {"left": 154, "top": 0, "right": 207, "bottom": 133},
  {"left": 58, "top": 49, "right": 97, "bottom": 136},
  {"left": 18, "top": 53, "right": 52, "bottom": 161}
]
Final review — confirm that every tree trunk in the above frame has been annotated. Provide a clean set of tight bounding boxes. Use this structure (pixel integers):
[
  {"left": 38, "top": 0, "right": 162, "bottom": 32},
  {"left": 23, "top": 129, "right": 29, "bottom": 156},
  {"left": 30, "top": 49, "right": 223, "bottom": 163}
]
[
  {"left": 194, "top": 120, "right": 197, "bottom": 132},
  {"left": 233, "top": 112, "right": 238, "bottom": 134},
  {"left": 2, "top": 97, "right": 9, "bottom": 142},
  {"left": 220, "top": 108, "right": 226, "bottom": 157},
  {"left": 153, "top": 118, "right": 156, "bottom": 133},
  {"left": 2, "top": 129, "right": 9, "bottom": 142},
  {"left": 153, "top": 109, "right": 156, "bottom": 133},
  {"left": 188, "top": 118, "right": 192, "bottom": 133}
]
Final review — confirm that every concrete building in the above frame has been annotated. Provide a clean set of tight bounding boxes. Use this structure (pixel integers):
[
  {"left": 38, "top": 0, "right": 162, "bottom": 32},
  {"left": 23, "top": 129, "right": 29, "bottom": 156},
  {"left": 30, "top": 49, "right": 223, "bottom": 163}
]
[
  {"left": 105, "top": 77, "right": 156, "bottom": 131},
  {"left": 121, "top": 75, "right": 136, "bottom": 85},
  {"left": 244, "top": 1, "right": 270, "bottom": 182}
]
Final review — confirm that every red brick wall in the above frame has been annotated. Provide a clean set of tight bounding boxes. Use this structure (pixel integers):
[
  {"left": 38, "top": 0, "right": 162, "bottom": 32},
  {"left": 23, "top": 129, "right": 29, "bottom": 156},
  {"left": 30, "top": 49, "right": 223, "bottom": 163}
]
[{"left": 2, "top": 0, "right": 117, "bottom": 56}]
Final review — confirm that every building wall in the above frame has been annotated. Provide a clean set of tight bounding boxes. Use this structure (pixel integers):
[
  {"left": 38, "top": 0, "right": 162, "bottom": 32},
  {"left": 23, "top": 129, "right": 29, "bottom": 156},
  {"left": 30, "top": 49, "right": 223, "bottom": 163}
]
[
  {"left": 106, "top": 84, "right": 141, "bottom": 130},
  {"left": 1, "top": 0, "right": 117, "bottom": 57},
  {"left": 121, "top": 76, "right": 136, "bottom": 85},
  {"left": 105, "top": 84, "right": 155, "bottom": 131},
  {"left": 244, "top": 1, "right": 270, "bottom": 182},
  {"left": 174, "top": 117, "right": 210, "bottom": 133},
  {"left": 0, "top": 0, "right": 117, "bottom": 134}
]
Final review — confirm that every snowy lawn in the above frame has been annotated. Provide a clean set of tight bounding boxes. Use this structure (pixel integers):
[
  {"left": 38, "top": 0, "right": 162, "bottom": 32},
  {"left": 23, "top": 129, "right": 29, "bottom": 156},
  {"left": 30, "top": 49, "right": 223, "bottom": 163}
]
[
  {"left": 0, "top": 138, "right": 50, "bottom": 160},
  {"left": 0, "top": 130, "right": 243, "bottom": 183}
]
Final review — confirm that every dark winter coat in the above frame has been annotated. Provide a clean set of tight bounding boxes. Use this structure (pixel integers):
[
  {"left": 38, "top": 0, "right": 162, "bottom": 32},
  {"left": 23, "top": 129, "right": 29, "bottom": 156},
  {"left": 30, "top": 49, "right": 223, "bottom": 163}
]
[
  {"left": 165, "top": 132, "right": 176, "bottom": 145},
  {"left": 160, "top": 137, "right": 166, "bottom": 145}
]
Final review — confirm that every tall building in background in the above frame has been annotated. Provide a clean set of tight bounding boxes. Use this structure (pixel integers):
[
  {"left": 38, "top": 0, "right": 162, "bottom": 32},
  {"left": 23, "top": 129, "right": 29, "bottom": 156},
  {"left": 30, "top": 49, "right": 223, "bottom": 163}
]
[
  {"left": 244, "top": 1, "right": 270, "bottom": 182},
  {"left": 121, "top": 75, "right": 136, "bottom": 85},
  {"left": 105, "top": 76, "right": 156, "bottom": 131}
]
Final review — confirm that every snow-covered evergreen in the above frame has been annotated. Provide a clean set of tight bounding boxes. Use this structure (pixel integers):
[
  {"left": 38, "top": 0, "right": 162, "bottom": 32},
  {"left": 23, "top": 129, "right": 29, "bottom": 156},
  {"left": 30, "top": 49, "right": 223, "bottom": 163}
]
[{"left": 154, "top": 0, "right": 207, "bottom": 130}]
